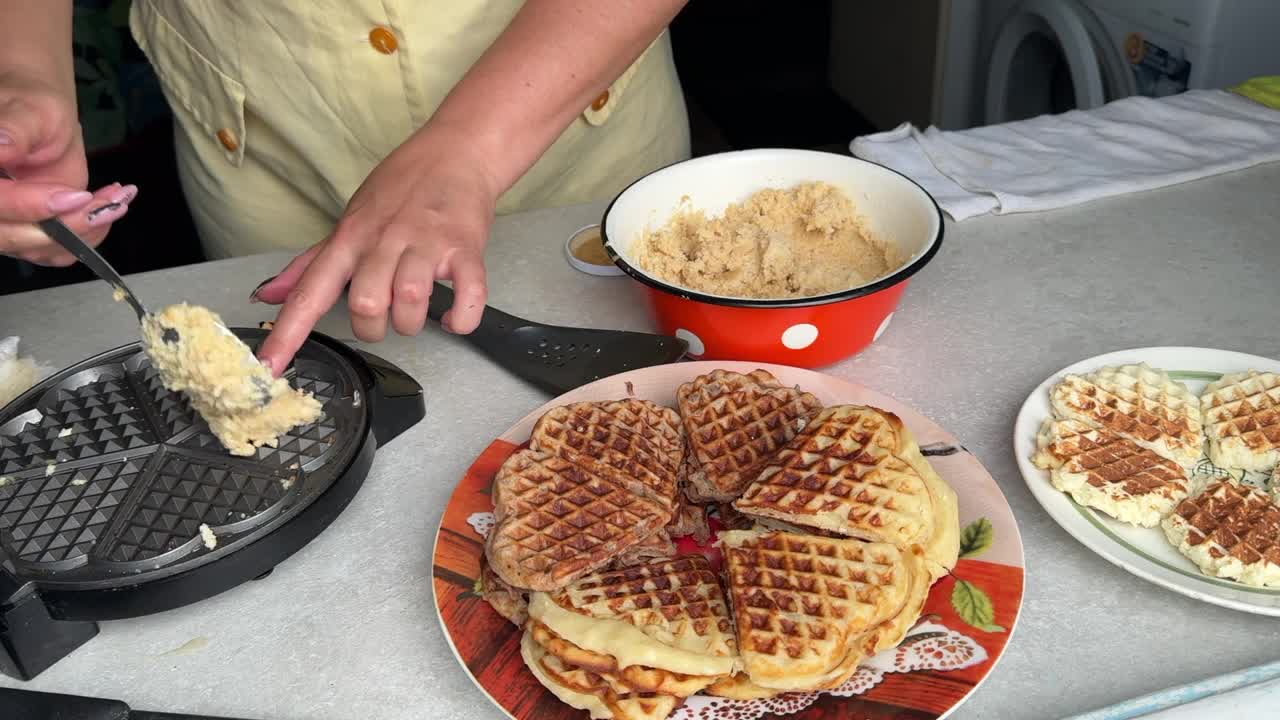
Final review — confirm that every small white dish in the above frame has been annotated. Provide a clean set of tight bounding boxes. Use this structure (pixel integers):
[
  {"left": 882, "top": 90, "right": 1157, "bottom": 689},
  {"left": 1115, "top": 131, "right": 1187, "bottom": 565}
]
[
  {"left": 1014, "top": 346, "right": 1280, "bottom": 616},
  {"left": 563, "top": 224, "right": 623, "bottom": 277}
]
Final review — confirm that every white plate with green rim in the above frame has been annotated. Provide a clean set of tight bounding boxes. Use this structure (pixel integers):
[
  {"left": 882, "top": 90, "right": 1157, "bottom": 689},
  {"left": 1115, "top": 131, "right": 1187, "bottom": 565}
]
[{"left": 1014, "top": 346, "right": 1280, "bottom": 616}]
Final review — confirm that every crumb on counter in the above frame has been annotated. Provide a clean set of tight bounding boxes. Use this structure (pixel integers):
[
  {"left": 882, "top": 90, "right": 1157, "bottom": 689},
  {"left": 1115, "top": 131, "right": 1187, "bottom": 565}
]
[
  {"left": 632, "top": 181, "right": 903, "bottom": 299},
  {"left": 45, "top": 463, "right": 56, "bottom": 476},
  {"left": 199, "top": 523, "right": 217, "bottom": 550},
  {"left": 142, "top": 304, "right": 321, "bottom": 456}
]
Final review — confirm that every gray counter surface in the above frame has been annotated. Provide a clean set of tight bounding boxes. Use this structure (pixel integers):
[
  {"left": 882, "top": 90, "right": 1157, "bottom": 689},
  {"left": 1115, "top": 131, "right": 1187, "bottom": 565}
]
[{"left": 2, "top": 164, "right": 1279, "bottom": 719}]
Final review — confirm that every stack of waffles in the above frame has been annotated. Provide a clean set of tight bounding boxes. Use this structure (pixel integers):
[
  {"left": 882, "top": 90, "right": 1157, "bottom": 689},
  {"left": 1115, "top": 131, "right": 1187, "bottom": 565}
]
[
  {"left": 1033, "top": 363, "right": 1280, "bottom": 587},
  {"left": 478, "top": 369, "right": 962, "bottom": 719}
]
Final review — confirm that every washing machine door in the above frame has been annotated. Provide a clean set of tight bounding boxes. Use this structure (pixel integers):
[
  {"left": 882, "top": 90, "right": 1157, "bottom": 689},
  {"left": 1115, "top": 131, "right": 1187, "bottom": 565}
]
[{"left": 985, "top": 0, "right": 1107, "bottom": 124}]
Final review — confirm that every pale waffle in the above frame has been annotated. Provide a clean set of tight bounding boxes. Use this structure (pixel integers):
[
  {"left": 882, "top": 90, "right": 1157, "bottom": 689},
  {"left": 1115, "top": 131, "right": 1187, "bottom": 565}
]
[
  {"left": 1033, "top": 418, "right": 1190, "bottom": 527},
  {"left": 733, "top": 405, "right": 960, "bottom": 578},
  {"left": 1201, "top": 370, "right": 1280, "bottom": 472},
  {"left": 718, "top": 529, "right": 925, "bottom": 692},
  {"left": 1162, "top": 479, "right": 1280, "bottom": 587},
  {"left": 677, "top": 369, "right": 823, "bottom": 502},
  {"left": 529, "top": 622, "right": 719, "bottom": 696},
  {"left": 527, "top": 555, "right": 739, "bottom": 678},
  {"left": 704, "top": 672, "right": 782, "bottom": 700},
  {"left": 520, "top": 630, "right": 681, "bottom": 720},
  {"left": 485, "top": 448, "right": 672, "bottom": 591},
  {"left": 531, "top": 399, "right": 684, "bottom": 510},
  {"left": 1051, "top": 363, "right": 1203, "bottom": 468}
]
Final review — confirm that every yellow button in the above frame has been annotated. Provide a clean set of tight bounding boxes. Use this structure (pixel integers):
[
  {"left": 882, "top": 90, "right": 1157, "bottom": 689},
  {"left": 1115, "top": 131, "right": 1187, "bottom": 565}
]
[
  {"left": 591, "top": 90, "right": 610, "bottom": 112},
  {"left": 369, "top": 26, "right": 398, "bottom": 54},
  {"left": 216, "top": 128, "right": 239, "bottom": 152}
]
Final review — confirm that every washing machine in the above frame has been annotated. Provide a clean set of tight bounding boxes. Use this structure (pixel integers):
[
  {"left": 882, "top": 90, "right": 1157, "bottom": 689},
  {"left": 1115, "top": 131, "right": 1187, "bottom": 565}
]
[{"left": 984, "top": 0, "right": 1280, "bottom": 124}]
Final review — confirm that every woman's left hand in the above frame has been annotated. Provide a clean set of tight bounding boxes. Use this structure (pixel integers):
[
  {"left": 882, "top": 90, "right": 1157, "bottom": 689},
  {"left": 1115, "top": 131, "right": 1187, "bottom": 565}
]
[{"left": 252, "top": 125, "right": 497, "bottom": 375}]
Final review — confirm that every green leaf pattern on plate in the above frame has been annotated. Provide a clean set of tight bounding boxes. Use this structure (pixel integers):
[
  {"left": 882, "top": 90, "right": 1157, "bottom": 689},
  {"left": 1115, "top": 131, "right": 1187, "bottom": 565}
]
[
  {"left": 958, "top": 518, "right": 993, "bottom": 558},
  {"left": 951, "top": 580, "right": 1006, "bottom": 633}
]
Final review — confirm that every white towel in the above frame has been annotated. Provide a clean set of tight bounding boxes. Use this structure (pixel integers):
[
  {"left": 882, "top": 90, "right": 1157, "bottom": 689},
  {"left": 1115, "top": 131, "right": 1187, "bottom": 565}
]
[{"left": 850, "top": 90, "right": 1280, "bottom": 221}]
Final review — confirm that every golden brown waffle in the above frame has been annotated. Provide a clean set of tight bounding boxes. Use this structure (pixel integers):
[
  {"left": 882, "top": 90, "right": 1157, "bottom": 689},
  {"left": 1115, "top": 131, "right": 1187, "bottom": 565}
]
[
  {"left": 1051, "top": 363, "right": 1203, "bottom": 468},
  {"left": 1162, "top": 479, "right": 1280, "bottom": 587},
  {"left": 520, "top": 630, "right": 681, "bottom": 720},
  {"left": 732, "top": 405, "right": 959, "bottom": 577},
  {"left": 479, "top": 554, "right": 528, "bottom": 627},
  {"left": 609, "top": 529, "right": 676, "bottom": 569},
  {"left": 666, "top": 488, "right": 711, "bottom": 542},
  {"left": 1201, "top": 371, "right": 1280, "bottom": 472},
  {"left": 718, "top": 529, "right": 921, "bottom": 692},
  {"left": 677, "top": 369, "right": 823, "bottom": 502},
  {"left": 528, "top": 555, "right": 738, "bottom": 678},
  {"left": 485, "top": 448, "right": 672, "bottom": 591},
  {"left": 1034, "top": 418, "right": 1190, "bottom": 527},
  {"left": 531, "top": 399, "right": 684, "bottom": 510}
]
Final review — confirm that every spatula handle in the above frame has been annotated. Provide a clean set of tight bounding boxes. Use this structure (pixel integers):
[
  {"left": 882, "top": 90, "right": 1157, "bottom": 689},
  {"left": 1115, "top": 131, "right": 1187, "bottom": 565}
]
[{"left": 426, "top": 282, "right": 527, "bottom": 334}]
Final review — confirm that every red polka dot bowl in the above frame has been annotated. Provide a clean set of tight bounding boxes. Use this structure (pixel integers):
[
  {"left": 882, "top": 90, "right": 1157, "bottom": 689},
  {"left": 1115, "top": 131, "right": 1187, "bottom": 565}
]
[{"left": 601, "top": 149, "right": 944, "bottom": 368}]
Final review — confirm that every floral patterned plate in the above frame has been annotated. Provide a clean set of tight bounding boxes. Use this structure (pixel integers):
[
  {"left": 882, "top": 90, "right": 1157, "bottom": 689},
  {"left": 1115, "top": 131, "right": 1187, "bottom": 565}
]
[
  {"left": 432, "top": 361, "right": 1025, "bottom": 719},
  {"left": 1014, "top": 346, "right": 1280, "bottom": 616}
]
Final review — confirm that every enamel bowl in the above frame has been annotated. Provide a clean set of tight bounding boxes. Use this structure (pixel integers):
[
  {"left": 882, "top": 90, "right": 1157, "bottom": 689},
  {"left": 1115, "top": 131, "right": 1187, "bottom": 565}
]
[{"left": 601, "top": 149, "right": 943, "bottom": 367}]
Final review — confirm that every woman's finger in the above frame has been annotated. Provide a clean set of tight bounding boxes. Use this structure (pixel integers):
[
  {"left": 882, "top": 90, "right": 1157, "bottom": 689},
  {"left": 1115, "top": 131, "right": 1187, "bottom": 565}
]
[
  {"left": 249, "top": 243, "right": 323, "bottom": 305},
  {"left": 347, "top": 229, "right": 407, "bottom": 343},
  {"left": 0, "top": 179, "right": 92, "bottom": 223},
  {"left": 256, "top": 235, "right": 360, "bottom": 375},
  {"left": 438, "top": 248, "right": 487, "bottom": 334},
  {"left": 390, "top": 246, "right": 434, "bottom": 337},
  {"left": 0, "top": 183, "right": 135, "bottom": 264}
]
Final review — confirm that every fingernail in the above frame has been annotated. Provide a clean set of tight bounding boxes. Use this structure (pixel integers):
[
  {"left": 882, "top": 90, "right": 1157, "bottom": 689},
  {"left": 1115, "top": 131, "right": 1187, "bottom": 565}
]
[
  {"left": 48, "top": 190, "right": 94, "bottom": 213},
  {"left": 249, "top": 274, "right": 278, "bottom": 303},
  {"left": 86, "top": 202, "right": 126, "bottom": 227},
  {"left": 0, "top": 131, "right": 12, "bottom": 145},
  {"left": 109, "top": 184, "right": 138, "bottom": 205}
]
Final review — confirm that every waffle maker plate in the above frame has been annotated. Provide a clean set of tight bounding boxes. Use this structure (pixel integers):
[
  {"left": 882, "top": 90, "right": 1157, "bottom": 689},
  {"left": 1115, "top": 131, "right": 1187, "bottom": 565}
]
[{"left": 0, "top": 329, "right": 423, "bottom": 680}]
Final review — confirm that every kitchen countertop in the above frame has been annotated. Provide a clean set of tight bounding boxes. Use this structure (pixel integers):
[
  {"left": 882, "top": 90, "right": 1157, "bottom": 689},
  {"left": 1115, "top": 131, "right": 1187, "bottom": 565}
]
[{"left": 1, "top": 163, "right": 1279, "bottom": 720}]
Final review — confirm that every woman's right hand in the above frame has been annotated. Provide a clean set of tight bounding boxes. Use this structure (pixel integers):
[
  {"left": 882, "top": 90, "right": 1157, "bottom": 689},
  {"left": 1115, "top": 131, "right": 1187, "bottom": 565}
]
[{"left": 0, "top": 69, "right": 136, "bottom": 266}]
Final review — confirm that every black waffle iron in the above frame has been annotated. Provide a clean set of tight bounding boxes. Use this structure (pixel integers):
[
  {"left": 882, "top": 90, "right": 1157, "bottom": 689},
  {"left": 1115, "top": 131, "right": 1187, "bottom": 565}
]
[{"left": 0, "top": 329, "right": 423, "bottom": 680}]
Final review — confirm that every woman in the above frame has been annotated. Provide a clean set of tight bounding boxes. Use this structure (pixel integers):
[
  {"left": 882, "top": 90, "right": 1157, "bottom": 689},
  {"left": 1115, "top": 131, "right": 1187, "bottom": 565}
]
[{"left": 0, "top": 0, "right": 690, "bottom": 373}]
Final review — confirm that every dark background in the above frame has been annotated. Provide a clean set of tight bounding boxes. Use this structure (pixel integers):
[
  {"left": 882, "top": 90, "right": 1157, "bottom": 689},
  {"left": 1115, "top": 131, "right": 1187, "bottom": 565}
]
[{"left": 0, "top": 2, "right": 876, "bottom": 296}]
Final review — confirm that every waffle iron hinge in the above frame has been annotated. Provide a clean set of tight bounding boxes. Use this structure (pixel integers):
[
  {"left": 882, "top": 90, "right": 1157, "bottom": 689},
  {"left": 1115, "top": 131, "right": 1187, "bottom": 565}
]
[{"left": 0, "top": 571, "right": 98, "bottom": 681}]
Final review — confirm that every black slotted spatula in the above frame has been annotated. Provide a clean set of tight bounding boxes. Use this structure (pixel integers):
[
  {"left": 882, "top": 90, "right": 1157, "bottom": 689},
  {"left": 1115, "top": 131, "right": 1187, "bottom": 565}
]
[{"left": 426, "top": 282, "right": 687, "bottom": 395}]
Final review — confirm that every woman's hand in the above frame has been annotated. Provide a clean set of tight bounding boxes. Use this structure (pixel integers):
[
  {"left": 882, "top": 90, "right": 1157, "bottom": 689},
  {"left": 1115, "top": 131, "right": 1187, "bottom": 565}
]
[
  {"left": 252, "top": 123, "right": 497, "bottom": 374},
  {"left": 0, "top": 69, "right": 135, "bottom": 266}
]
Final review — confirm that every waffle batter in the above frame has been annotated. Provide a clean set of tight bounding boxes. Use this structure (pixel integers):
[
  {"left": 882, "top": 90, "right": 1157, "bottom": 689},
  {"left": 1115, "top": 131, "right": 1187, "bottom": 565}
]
[
  {"left": 141, "top": 304, "right": 321, "bottom": 456},
  {"left": 633, "top": 182, "right": 902, "bottom": 299}
]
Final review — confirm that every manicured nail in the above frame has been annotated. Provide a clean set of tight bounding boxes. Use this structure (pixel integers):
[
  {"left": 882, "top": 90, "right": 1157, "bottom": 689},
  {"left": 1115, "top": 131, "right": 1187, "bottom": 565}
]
[
  {"left": 48, "top": 190, "right": 94, "bottom": 213},
  {"left": 249, "top": 274, "right": 278, "bottom": 303},
  {"left": 109, "top": 184, "right": 138, "bottom": 205},
  {"left": 86, "top": 202, "right": 126, "bottom": 226}
]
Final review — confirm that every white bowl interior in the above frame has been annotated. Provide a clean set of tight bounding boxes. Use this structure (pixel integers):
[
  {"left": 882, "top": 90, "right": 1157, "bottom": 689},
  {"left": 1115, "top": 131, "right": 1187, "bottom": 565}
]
[{"left": 604, "top": 149, "right": 941, "bottom": 299}]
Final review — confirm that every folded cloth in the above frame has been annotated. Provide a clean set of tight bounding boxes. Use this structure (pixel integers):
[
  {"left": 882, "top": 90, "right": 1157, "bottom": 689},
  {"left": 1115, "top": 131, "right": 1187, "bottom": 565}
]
[
  {"left": 851, "top": 89, "right": 1280, "bottom": 221},
  {"left": 0, "top": 337, "right": 49, "bottom": 409},
  {"left": 1231, "top": 75, "right": 1280, "bottom": 110}
]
